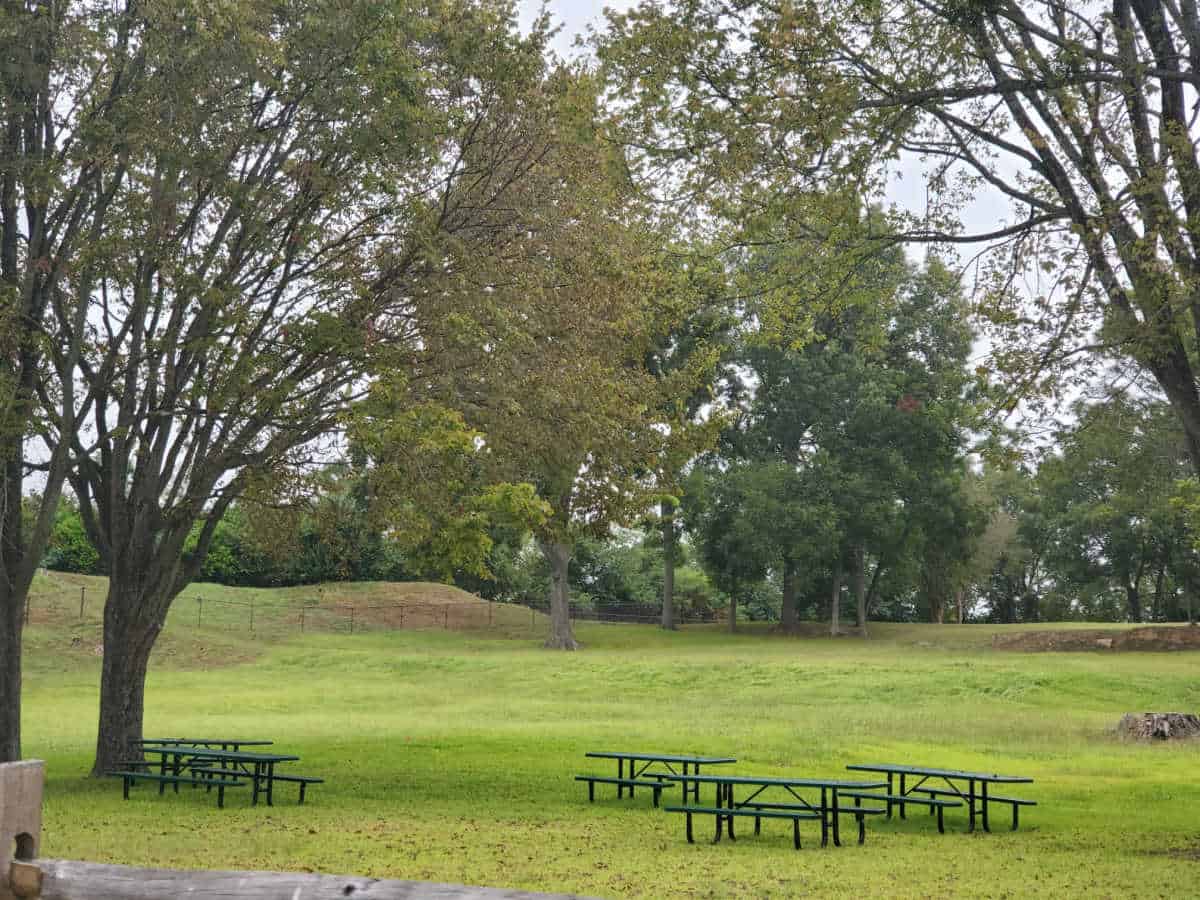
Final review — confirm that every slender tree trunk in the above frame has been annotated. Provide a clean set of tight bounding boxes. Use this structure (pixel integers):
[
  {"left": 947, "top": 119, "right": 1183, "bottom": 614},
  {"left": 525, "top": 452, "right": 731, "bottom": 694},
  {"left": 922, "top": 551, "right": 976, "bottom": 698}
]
[
  {"left": 852, "top": 544, "right": 866, "bottom": 633},
  {"left": 539, "top": 540, "right": 579, "bottom": 650},
  {"left": 92, "top": 586, "right": 166, "bottom": 775},
  {"left": 780, "top": 558, "right": 798, "bottom": 630},
  {"left": 1153, "top": 563, "right": 1167, "bottom": 621},
  {"left": 955, "top": 588, "right": 965, "bottom": 624},
  {"left": 0, "top": 582, "right": 23, "bottom": 762},
  {"left": 728, "top": 590, "right": 737, "bottom": 633},
  {"left": 661, "top": 501, "right": 676, "bottom": 630},
  {"left": 830, "top": 559, "right": 843, "bottom": 636},
  {"left": 1125, "top": 583, "right": 1142, "bottom": 622}
]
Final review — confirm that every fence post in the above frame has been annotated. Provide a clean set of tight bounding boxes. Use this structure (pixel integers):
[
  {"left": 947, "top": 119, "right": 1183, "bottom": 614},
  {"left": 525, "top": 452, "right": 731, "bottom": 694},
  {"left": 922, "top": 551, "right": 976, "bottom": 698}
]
[
  {"left": 78, "top": 587, "right": 85, "bottom": 621},
  {"left": 196, "top": 597, "right": 202, "bottom": 628}
]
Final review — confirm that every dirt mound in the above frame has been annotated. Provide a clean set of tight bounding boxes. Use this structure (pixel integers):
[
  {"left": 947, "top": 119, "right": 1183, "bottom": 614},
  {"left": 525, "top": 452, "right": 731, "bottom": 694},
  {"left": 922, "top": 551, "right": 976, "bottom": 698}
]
[
  {"left": 1117, "top": 713, "right": 1200, "bottom": 741},
  {"left": 992, "top": 625, "right": 1200, "bottom": 652}
]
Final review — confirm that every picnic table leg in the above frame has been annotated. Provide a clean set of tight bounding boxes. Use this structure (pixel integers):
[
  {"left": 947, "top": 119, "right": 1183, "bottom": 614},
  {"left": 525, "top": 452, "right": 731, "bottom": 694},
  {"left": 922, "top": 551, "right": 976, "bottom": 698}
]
[
  {"left": 158, "top": 755, "right": 168, "bottom": 796},
  {"left": 122, "top": 774, "right": 130, "bottom": 800},
  {"left": 854, "top": 796, "right": 866, "bottom": 845},
  {"left": 898, "top": 773, "right": 906, "bottom": 819},
  {"left": 818, "top": 788, "right": 828, "bottom": 847},
  {"left": 267, "top": 762, "right": 275, "bottom": 806},
  {"left": 251, "top": 763, "right": 261, "bottom": 806},
  {"left": 967, "top": 779, "right": 976, "bottom": 832},
  {"left": 1011, "top": 803, "right": 1019, "bottom": 831},
  {"left": 886, "top": 773, "right": 893, "bottom": 818},
  {"left": 980, "top": 781, "right": 989, "bottom": 832},
  {"left": 712, "top": 784, "right": 725, "bottom": 843},
  {"left": 685, "top": 811, "right": 694, "bottom": 844},
  {"left": 617, "top": 758, "right": 623, "bottom": 798},
  {"left": 792, "top": 817, "right": 801, "bottom": 850},
  {"left": 831, "top": 788, "right": 842, "bottom": 847}
]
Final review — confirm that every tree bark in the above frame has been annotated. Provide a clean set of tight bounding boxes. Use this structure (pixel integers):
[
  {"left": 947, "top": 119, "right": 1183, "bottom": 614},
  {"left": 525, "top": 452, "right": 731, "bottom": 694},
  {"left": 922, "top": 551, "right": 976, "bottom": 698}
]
[
  {"left": 0, "top": 581, "right": 23, "bottom": 762},
  {"left": 955, "top": 587, "right": 965, "bottom": 624},
  {"left": 661, "top": 501, "right": 676, "bottom": 630},
  {"left": 728, "top": 590, "right": 737, "bottom": 633},
  {"left": 931, "top": 598, "right": 944, "bottom": 624},
  {"left": 539, "top": 540, "right": 578, "bottom": 650},
  {"left": 852, "top": 543, "right": 866, "bottom": 633},
  {"left": 92, "top": 584, "right": 168, "bottom": 775},
  {"left": 830, "top": 558, "right": 843, "bottom": 636},
  {"left": 780, "top": 558, "right": 798, "bottom": 630}
]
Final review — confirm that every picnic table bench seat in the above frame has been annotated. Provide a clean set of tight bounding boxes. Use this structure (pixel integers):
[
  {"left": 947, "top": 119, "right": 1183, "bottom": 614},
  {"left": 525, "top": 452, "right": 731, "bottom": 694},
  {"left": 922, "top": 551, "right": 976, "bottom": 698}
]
[
  {"left": 839, "top": 790, "right": 962, "bottom": 834},
  {"left": 911, "top": 787, "right": 1037, "bottom": 829},
  {"left": 664, "top": 805, "right": 822, "bottom": 849},
  {"left": 575, "top": 775, "right": 675, "bottom": 807},
  {"left": 268, "top": 772, "right": 325, "bottom": 804},
  {"left": 107, "top": 770, "right": 243, "bottom": 808},
  {"left": 737, "top": 800, "right": 887, "bottom": 844}
]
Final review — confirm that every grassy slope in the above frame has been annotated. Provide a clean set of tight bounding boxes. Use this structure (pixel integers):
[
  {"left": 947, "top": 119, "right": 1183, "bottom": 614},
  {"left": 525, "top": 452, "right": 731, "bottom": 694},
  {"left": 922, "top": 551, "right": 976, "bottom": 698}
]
[{"left": 19, "top": 576, "right": 1200, "bottom": 899}]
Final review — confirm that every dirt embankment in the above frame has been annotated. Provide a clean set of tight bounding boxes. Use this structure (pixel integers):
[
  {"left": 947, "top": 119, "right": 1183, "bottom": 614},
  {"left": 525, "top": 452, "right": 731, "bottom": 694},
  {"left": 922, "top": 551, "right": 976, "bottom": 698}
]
[{"left": 993, "top": 625, "right": 1200, "bottom": 652}]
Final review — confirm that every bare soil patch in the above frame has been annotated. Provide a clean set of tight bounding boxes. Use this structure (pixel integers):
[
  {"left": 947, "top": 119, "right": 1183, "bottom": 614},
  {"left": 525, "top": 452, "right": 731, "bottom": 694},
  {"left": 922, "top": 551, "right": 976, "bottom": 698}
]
[{"left": 992, "top": 625, "right": 1200, "bottom": 652}]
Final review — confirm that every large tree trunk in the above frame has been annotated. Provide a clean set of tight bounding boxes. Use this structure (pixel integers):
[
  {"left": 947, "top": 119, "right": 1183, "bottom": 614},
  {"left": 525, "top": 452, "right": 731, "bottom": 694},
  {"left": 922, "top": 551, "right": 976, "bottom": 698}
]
[
  {"left": 538, "top": 540, "right": 578, "bottom": 650},
  {"left": 780, "top": 558, "right": 798, "bottom": 630},
  {"left": 931, "top": 598, "right": 944, "bottom": 623},
  {"left": 0, "top": 582, "right": 23, "bottom": 762},
  {"left": 852, "top": 544, "right": 866, "bottom": 633},
  {"left": 661, "top": 501, "right": 676, "bottom": 630},
  {"left": 92, "top": 584, "right": 168, "bottom": 775},
  {"left": 830, "top": 559, "right": 843, "bottom": 636}
]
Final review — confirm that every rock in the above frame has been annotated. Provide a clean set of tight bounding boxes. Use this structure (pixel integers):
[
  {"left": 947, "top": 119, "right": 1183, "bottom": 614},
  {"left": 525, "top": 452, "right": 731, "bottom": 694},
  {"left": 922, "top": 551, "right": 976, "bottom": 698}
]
[{"left": 1096, "top": 638, "right": 1113, "bottom": 649}]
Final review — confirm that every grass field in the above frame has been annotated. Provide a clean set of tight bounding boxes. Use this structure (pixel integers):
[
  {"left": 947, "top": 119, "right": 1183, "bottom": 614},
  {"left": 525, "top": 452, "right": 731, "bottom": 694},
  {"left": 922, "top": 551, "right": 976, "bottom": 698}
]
[{"left": 18, "top": 574, "right": 1200, "bottom": 898}]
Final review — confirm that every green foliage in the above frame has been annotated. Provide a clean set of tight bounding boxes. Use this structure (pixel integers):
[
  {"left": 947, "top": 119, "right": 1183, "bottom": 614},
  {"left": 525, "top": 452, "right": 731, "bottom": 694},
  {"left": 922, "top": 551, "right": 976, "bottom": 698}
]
[{"left": 41, "top": 500, "right": 101, "bottom": 576}]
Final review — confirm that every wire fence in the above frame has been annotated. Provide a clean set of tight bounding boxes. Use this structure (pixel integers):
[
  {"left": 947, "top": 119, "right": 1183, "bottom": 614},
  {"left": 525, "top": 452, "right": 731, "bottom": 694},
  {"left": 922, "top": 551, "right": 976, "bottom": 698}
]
[{"left": 24, "top": 579, "right": 718, "bottom": 639}]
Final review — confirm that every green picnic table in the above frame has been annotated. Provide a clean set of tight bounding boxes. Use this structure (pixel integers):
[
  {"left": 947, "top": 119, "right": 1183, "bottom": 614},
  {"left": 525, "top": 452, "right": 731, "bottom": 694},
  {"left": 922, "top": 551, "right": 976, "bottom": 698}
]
[
  {"left": 663, "top": 773, "right": 887, "bottom": 848},
  {"left": 577, "top": 751, "right": 736, "bottom": 806},
  {"left": 845, "top": 763, "right": 1036, "bottom": 831}
]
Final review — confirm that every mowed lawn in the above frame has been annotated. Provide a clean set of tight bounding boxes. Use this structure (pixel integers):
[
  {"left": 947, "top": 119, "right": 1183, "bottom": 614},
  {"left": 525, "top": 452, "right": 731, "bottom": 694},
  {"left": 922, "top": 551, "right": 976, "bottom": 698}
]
[{"left": 19, "top": 592, "right": 1200, "bottom": 898}]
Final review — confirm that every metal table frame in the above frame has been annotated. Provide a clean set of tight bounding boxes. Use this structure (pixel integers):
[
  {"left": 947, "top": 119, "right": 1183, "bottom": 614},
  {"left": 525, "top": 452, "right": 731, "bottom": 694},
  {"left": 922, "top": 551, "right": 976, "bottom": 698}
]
[{"left": 845, "top": 763, "right": 1033, "bottom": 832}]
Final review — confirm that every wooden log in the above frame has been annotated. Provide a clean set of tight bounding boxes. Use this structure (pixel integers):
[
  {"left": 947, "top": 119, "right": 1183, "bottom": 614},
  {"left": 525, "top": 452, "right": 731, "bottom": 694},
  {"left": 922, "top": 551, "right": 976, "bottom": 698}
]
[{"left": 31, "top": 860, "right": 599, "bottom": 900}]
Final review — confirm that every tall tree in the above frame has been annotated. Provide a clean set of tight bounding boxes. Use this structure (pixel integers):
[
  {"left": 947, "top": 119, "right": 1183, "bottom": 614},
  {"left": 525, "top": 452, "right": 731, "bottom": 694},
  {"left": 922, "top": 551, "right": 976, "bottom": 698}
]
[
  {"left": 1, "top": 1, "right": 135, "bottom": 761},
  {"left": 28, "top": 0, "right": 550, "bottom": 774},
  {"left": 600, "top": 1, "right": 1200, "bottom": 479},
  {"left": 364, "top": 68, "right": 711, "bottom": 649}
]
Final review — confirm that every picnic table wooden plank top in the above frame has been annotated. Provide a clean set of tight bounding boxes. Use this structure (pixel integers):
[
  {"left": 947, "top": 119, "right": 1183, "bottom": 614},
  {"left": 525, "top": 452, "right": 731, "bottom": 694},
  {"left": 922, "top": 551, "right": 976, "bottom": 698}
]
[
  {"left": 665, "top": 774, "right": 887, "bottom": 789},
  {"left": 136, "top": 738, "right": 275, "bottom": 747},
  {"left": 846, "top": 763, "right": 1033, "bottom": 784},
  {"left": 144, "top": 747, "right": 300, "bottom": 763},
  {"left": 584, "top": 751, "right": 736, "bottom": 764}
]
